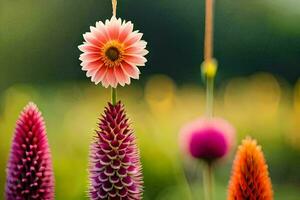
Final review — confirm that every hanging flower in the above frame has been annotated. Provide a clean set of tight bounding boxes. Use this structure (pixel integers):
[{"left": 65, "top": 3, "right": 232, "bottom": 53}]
[
  {"left": 227, "top": 137, "right": 273, "bottom": 200},
  {"left": 89, "top": 102, "right": 143, "bottom": 200},
  {"left": 5, "top": 102, "right": 54, "bottom": 200},
  {"left": 79, "top": 16, "right": 148, "bottom": 88},
  {"left": 180, "top": 117, "right": 235, "bottom": 162}
]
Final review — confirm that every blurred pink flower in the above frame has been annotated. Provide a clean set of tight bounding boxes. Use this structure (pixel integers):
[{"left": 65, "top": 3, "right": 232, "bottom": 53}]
[
  {"left": 180, "top": 117, "right": 235, "bottom": 162},
  {"left": 79, "top": 16, "right": 148, "bottom": 88}
]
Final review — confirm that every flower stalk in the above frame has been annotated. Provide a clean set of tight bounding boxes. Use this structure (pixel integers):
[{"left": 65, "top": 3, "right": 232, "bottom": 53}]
[
  {"left": 206, "top": 77, "right": 214, "bottom": 118},
  {"left": 203, "top": 0, "right": 216, "bottom": 119},
  {"left": 202, "top": 0, "right": 216, "bottom": 199},
  {"left": 204, "top": 0, "right": 214, "bottom": 62},
  {"left": 111, "top": 87, "right": 117, "bottom": 105},
  {"left": 203, "top": 162, "right": 213, "bottom": 200},
  {"left": 111, "top": 0, "right": 117, "bottom": 105},
  {"left": 112, "top": 0, "right": 117, "bottom": 17}
]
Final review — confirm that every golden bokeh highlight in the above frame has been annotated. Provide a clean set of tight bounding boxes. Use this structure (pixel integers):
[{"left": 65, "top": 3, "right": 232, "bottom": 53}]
[
  {"left": 145, "top": 74, "right": 176, "bottom": 115},
  {"left": 224, "top": 73, "right": 281, "bottom": 138}
]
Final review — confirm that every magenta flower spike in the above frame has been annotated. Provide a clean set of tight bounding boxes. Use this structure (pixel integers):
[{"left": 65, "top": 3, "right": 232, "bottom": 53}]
[
  {"left": 89, "top": 102, "right": 143, "bottom": 200},
  {"left": 5, "top": 102, "right": 54, "bottom": 200}
]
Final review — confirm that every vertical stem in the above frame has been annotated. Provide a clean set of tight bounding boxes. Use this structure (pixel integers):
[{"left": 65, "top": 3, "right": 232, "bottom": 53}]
[
  {"left": 204, "top": 0, "right": 214, "bottom": 61},
  {"left": 203, "top": 162, "right": 214, "bottom": 200},
  {"left": 110, "top": 0, "right": 117, "bottom": 105},
  {"left": 203, "top": 0, "right": 215, "bottom": 199},
  {"left": 204, "top": 0, "right": 215, "bottom": 119},
  {"left": 206, "top": 77, "right": 214, "bottom": 118},
  {"left": 111, "top": 87, "right": 117, "bottom": 105},
  {"left": 112, "top": 0, "right": 117, "bottom": 17}
]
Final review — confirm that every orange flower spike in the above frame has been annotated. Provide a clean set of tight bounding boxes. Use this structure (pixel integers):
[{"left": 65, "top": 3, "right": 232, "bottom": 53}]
[{"left": 227, "top": 137, "right": 273, "bottom": 200}]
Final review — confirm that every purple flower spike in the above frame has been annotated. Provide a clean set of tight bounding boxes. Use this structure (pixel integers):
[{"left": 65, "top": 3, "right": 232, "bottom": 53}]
[
  {"left": 5, "top": 102, "right": 54, "bottom": 200},
  {"left": 89, "top": 102, "right": 143, "bottom": 200},
  {"left": 180, "top": 117, "right": 235, "bottom": 162}
]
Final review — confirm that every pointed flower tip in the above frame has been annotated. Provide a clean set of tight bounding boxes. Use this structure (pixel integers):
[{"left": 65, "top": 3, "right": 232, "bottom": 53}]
[
  {"left": 179, "top": 117, "right": 235, "bottom": 162},
  {"left": 24, "top": 101, "right": 37, "bottom": 110},
  {"left": 227, "top": 137, "right": 273, "bottom": 200},
  {"left": 89, "top": 101, "right": 143, "bottom": 200},
  {"left": 5, "top": 102, "right": 54, "bottom": 200}
]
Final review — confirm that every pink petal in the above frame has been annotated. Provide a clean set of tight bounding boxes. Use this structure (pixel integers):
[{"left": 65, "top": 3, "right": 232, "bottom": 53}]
[
  {"left": 101, "top": 75, "right": 110, "bottom": 88},
  {"left": 140, "top": 49, "right": 149, "bottom": 56},
  {"left": 114, "top": 66, "right": 130, "bottom": 86},
  {"left": 124, "top": 31, "right": 143, "bottom": 47},
  {"left": 81, "top": 60, "right": 104, "bottom": 71},
  {"left": 78, "top": 43, "right": 100, "bottom": 53},
  {"left": 86, "top": 67, "right": 99, "bottom": 77},
  {"left": 90, "top": 26, "right": 109, "bottom": 45},
  {"left": 107, "top": 17, "right": 122, "bottom": 40},
  {"left": 125, "top": 46, "right": 149, "bottom": 56},
  {"left": 121, "top": 62, "right": 140, "bottom": 79},
  {"left": 92, "top": 66, "right": 108, "bottom": 84},
  {"left": 124, "top": 55, "right": 147, "bottom": 66},
  {"left": 125, "top": 46, "right": 143, "bottom": 54},
  {"left": 95, "top": 21, "right": 110, "bottom": 39},
  {"left": 135, "top": 40, "right": 147, "bottom": 49},
  {"left": 83, "top": 33, "right": 102, "bottom": 47},
  {"left": 124, "top": 40, "right": 148, "bottom": 56},
  {"left": 118, "top": 21, "right": 133, "bottom": 42},
  {"left": 79, "top": 53, "right": 101, "bottom": 62},
  {"left": 105, "top": 68, "right": 118, "bottom": 88}
]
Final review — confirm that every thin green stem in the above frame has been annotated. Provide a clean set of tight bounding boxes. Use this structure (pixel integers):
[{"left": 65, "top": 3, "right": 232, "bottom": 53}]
[
  {"left": 206, "top": 77, "right": 214, "bottom": 118},
  {"left": 179, "top": 164, "right": 194, "bottom": 200},
  {"left": 203, "top": 162, "right": 214, "bottom": 200},
  {"left": 111, "top": 87, "right": 117, "bottom": 105}
]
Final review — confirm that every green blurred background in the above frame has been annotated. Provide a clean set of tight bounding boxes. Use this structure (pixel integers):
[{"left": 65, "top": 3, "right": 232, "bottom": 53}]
[{"left": 0, "top": 0, "right": 300, "bottom": 199}]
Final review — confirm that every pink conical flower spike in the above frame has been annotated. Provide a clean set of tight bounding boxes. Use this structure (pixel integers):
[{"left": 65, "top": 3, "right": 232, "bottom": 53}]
[
  {"left": 89, "top": 101, "right": 143, "bottom": 200},
  {"left": 5, "top": 102, "right": 55, "bottom": 200}
]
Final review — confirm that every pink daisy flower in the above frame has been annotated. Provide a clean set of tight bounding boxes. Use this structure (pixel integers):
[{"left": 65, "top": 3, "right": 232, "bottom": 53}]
[{"left": 79, "top": 16, "right": 148, "bottom": 88}]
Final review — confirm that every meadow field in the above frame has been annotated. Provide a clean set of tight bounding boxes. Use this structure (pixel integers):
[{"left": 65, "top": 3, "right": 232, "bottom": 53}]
[{"left": 0, "top": 73, "right": 300, "bottom": 199}]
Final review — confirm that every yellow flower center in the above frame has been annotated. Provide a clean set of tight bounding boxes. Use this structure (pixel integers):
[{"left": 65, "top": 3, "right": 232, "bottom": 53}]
[{"left": 102, "top": 41, "right": 124, "bottom": 67}]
